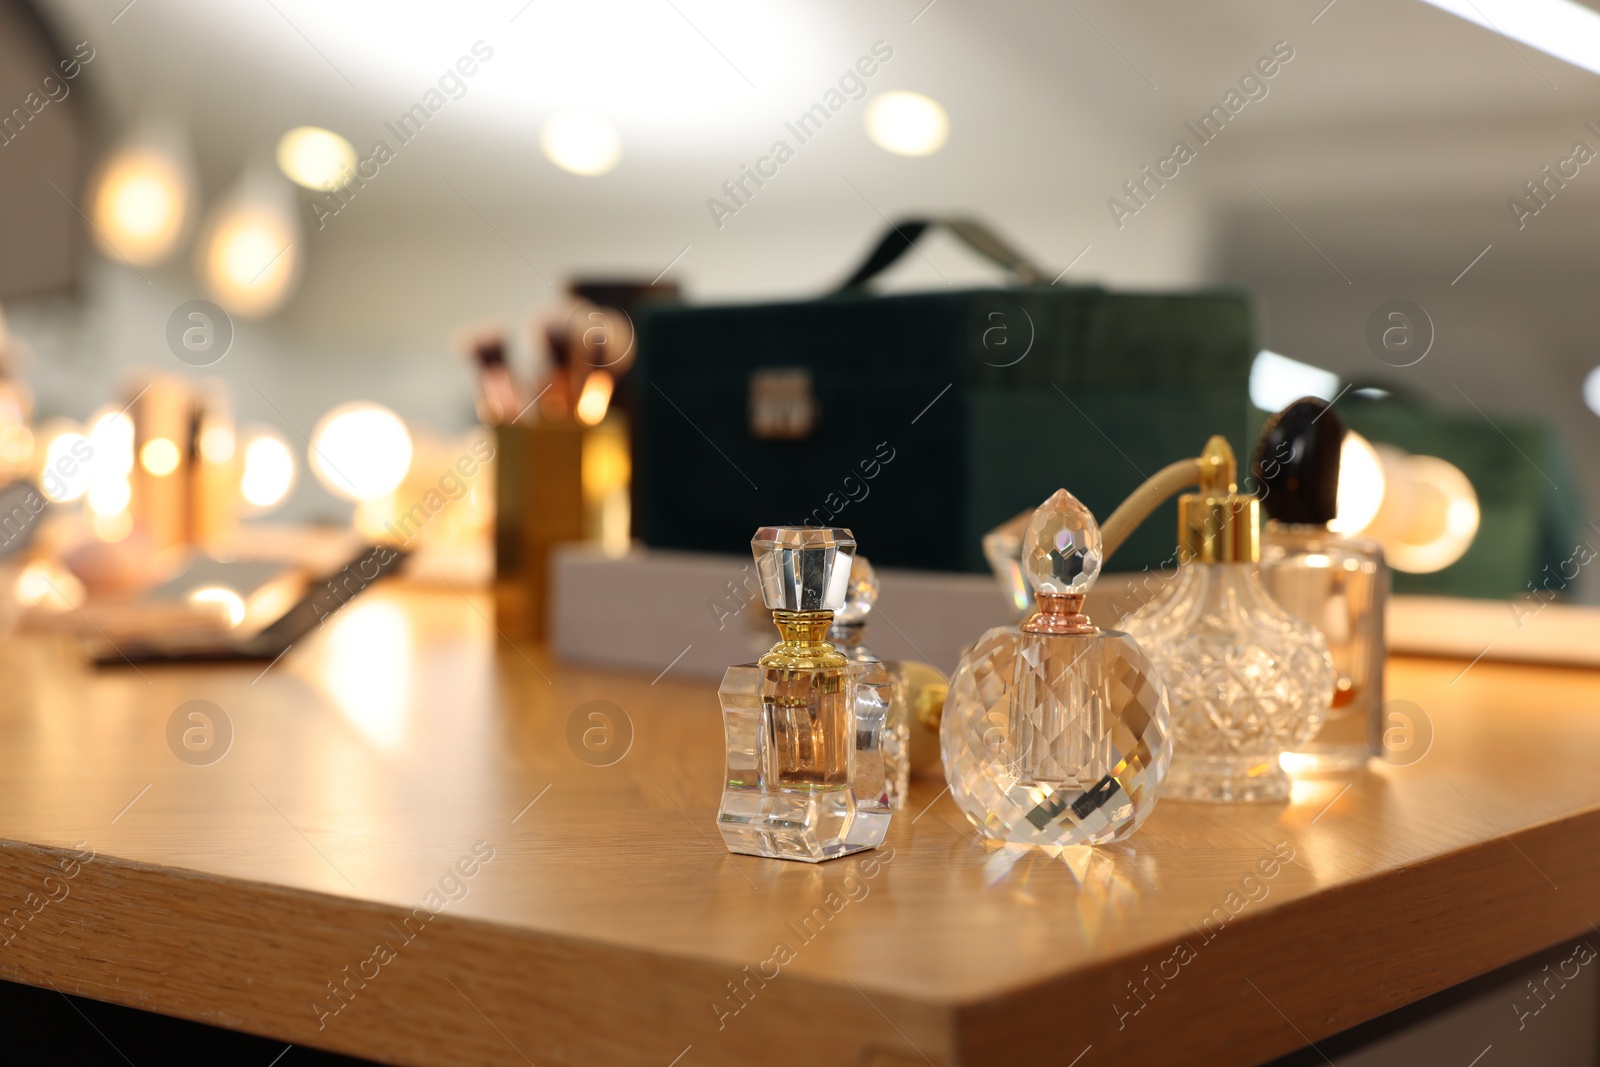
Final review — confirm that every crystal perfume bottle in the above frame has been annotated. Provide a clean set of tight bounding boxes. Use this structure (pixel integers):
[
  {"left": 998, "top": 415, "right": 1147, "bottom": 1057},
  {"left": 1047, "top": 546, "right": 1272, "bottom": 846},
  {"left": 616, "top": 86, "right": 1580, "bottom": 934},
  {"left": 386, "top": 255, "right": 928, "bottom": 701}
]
[
  {"left": 943, "top": 490, "right": 1171, "bottom": 846},
  {"left": 1121, "top": 439, "right": 1336, "bottom": 803},
  {"left": 827, "top": 554, "right": 915, "bottom": 809},
  {"left": 1255, "top": 398, "right": 1389, "bottom": 775},
  {"left": 717, "top": 526, "right": 891, "bottom": 862}
]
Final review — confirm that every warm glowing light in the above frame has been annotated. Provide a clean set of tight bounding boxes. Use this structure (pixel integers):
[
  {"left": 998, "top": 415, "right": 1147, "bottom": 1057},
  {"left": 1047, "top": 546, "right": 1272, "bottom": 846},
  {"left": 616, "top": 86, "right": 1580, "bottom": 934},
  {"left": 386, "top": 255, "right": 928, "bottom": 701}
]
[
  {"left": 86, "top": 476, "right": 131, "bottom": 517},
  {"left": 39, "top": 430, "right": 91, "bottom": 502},
  {"left": 1359, "top": 449, "right": 1480, "bottom": 574},
  {"left": 200, "top": 425, "right": 236, "bottom": 464},
  {"left": 574, "top": 371, "right": 614, "bottom": 426},
  {"left": 321, "top": 599, "right": 411, "bottom": 749},
  {"left": 275, "top": 126, "right": 358, "bottom": 191},
  {"left": 864, "top": 91, "right": 950, "bottom": 156},
  {"left": 15, "top": 560, "right": 83, "bottom": 609},
  {"left": 0, "top": 424, "right": 32, "bottom": 470},
  {"left": 240, "top": 430, "right": 296, "bottom": 510},
  {"left": 539, "top": 112, "right": 623, "bottom": 175},
  {"left": 189, "top": 585, "right": 246, "bottom": 628},
  {"left": 95, "top": 511, "right": 132, "bottom": 542},
  {"left": 1329, "top": 431, "right": 1385, "bottom": 535},
  {"left": 140, "top": 437, "right": 181, "bottom": 476},
  {"left": 1387, "top": 455, "right": 1479, "bottom": 573},
  {"left": 582, "top": 420, "right": 631, "bottom": 558},
  {"left": 308, "top": 403, "right": 414, "bottom": 502},
  {"left": 199, "top": 173, "right": 300, "bottom": 318},
  {"left": 15, "top": 563, "right": 50, "bottom": 606},
  {"left": 89, "top": 410, "right": 135, "bottom": 476},
  {"left": 203, "top": 212, "right": 297, "bottom": 316},
  {"left": 89, "top": 145, "right": 191, "bottom": 266}
]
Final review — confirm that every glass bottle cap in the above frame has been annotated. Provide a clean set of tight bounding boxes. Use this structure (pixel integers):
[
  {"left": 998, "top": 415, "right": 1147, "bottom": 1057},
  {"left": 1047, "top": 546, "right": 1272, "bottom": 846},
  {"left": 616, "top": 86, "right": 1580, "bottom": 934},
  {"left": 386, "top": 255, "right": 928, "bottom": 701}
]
[
  {"left": 834, "top": 554, "right": 879, "bottom": 624},
  {"left": 751, "top": 526, "right": 856, "bottom": 612},
  {"left": 1022, "top": 489, "right": 1102, "bottom": 594}
]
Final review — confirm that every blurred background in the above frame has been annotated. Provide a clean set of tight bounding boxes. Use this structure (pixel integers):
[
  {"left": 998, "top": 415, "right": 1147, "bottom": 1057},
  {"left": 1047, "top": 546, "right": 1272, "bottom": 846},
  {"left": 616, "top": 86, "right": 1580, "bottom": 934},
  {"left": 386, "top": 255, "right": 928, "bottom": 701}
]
[{"left": 0, "top": 0, "right": 1594, "bottom": 636}]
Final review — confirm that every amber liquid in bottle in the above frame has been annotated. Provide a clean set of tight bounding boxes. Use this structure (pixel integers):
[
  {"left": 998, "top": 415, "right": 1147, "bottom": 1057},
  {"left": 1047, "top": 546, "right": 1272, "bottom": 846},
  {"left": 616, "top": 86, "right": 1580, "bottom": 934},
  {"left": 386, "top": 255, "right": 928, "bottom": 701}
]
[{"left": 759, "top": 612, "right": 853, "bottom": 792}]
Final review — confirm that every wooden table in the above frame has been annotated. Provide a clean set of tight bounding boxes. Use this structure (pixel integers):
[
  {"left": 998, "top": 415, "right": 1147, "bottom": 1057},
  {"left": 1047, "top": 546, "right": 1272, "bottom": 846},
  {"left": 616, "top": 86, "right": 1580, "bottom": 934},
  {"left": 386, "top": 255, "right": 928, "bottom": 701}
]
[{"left": 0, "top": 584, "right": 1596, "bottom": 1066}]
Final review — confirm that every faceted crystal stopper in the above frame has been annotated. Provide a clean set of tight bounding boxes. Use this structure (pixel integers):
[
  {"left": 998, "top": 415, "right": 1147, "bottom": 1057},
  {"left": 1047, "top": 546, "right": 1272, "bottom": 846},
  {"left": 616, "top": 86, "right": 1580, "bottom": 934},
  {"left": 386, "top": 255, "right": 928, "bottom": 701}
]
[
  {"left": 1022, "top": 490, "right": 1103, "bottom": 595},
  {"left": 834, "top": 554, "right": 879, "bottom": 624},
  {"left": 752, "top": 527, "right": 856, "bottom": 612}
]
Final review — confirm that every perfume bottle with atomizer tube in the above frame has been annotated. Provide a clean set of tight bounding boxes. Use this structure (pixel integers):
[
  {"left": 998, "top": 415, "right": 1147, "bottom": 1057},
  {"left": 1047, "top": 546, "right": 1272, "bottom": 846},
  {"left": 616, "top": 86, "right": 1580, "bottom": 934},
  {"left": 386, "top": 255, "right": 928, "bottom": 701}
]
[{"left": 1119, "top": 437, "right": 1337, "bottom": 802}]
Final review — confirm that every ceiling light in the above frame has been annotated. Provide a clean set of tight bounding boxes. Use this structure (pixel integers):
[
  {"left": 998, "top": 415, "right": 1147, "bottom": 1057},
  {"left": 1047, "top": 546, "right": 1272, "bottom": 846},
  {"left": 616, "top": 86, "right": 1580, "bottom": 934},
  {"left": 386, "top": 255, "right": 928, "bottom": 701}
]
[
  {"left": 1250, "top": 350, "right": 1340, "bottom": 413},
  {"left": 540, "top": 112, "right": 623, "bottom": 176},
  {"left": 864, "top": 91, "right": 950, "bottom": 156},
  {"left": 1417, "top": 0, "right": 1600, "bottom": 78},
  {"left": 308, "top": 403, "right": 414, "bottom": 502},
  {"left": 87, "top": 121, "right": 195, "bottom": 267},
  {"left": 198, "top": 170, "right": 301, "bottom": 318},
  {"left": 275, "top": 126, "right": 358, "bottom": 191}
]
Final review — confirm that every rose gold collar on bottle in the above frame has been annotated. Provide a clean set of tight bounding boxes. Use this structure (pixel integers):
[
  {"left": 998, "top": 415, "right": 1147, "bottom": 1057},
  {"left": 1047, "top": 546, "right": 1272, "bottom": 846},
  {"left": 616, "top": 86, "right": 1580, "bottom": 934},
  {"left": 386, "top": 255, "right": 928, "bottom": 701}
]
[{"left": 1020, "top": 593, "right": 1098, "bottom": 635}]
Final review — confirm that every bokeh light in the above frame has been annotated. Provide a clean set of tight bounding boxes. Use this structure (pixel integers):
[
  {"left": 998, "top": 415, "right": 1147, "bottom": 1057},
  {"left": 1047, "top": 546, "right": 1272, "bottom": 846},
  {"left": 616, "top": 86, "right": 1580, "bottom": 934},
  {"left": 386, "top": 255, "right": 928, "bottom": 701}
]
[
  {"left": 864, "top": 91, "right": 950, "bottom": 156},
  {"left": 308, "top": 403, "right": 414, "bottom": 502}
]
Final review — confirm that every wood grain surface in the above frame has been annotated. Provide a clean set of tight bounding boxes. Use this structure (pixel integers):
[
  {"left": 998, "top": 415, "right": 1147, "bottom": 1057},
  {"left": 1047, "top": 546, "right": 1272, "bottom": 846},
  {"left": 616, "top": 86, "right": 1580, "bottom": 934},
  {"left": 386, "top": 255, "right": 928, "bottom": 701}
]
[{"left": 0, "top": 585, "right": 1594, "bottom": 1066}]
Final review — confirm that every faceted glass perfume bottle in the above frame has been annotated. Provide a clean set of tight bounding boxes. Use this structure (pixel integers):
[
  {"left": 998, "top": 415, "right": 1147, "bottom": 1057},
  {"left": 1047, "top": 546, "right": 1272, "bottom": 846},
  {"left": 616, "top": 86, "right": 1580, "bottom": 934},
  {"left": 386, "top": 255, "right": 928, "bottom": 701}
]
[
  {"left": 827, "top": 555, "right": 913, "bottom": 809},
  {"left": 1254, "top": 398, "right": 1389, "bottom": 775},
  {"left": 717, "top": 527, "right": 890, "bottom": 862},
  {"left": 1121, "top": 464, "right": 1337, "bottom": 802},
  {"left": 943, "top": 490, "right": 1171, "bottom": 847}
]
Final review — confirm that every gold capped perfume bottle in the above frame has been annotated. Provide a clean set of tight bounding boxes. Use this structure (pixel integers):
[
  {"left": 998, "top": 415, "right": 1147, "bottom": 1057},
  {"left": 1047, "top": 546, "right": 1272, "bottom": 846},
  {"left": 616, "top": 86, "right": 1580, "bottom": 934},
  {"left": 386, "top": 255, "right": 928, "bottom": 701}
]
[
  {"left": 1254, "top": 398, "right": 1388, "bottom": 775},
  {"left": 717, "top": 526, "right": 890, "bottom": 862},
  {"left": 943, "top": 490, "right": 1171, "bottom": 846},
  {"left": 1121, "top": 439, "right": 1336, "bottom": 802}
]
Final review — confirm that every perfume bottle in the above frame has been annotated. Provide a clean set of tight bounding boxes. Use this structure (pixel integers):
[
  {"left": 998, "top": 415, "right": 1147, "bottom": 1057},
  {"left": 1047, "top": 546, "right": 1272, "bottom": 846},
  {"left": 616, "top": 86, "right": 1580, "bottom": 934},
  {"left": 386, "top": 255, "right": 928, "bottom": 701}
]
[
  {"left": 1255, "top": 398, "right": 1389, "bottom": 775},
  {"left": 827, "top": 554, "right": 915, "bottom": 808},
  {"left": 716, "top": 526, "right": 891, "bottom": 862},
  {"left": 1121, "top": 439, "right": 1336, "bottom": 803},
  {"left": 943, "top": 490, "right": 1171, "bottom": 846}
]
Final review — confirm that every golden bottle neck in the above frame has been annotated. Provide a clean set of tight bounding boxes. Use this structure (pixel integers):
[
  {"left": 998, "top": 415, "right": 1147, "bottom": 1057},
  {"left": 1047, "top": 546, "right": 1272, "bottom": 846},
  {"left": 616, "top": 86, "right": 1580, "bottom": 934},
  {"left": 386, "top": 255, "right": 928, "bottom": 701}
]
[
  {"left": 1178, "top": 492, "right": 1261, "bottom": 564},
  {"left": 760, "top": 610, "right": 848, "bottom": 670}
]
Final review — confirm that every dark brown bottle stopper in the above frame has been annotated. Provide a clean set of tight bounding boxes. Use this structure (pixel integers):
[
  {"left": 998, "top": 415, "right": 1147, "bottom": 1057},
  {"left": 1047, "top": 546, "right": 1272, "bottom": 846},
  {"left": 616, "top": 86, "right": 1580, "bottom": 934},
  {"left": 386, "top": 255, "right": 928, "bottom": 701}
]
[{"left": 1253, "top": 396, "right": 1344, "bottom": 525}]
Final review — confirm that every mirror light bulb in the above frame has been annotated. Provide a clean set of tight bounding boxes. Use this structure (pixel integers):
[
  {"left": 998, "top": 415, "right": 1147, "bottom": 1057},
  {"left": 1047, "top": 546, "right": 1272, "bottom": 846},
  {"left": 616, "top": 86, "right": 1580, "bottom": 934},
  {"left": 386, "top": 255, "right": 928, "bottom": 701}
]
[
  {"left": 308, "top": 403, "right": 414, "bottom": 502},
  {"left": 240, "top": 430, "right": 296, "bottom": 511}
]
